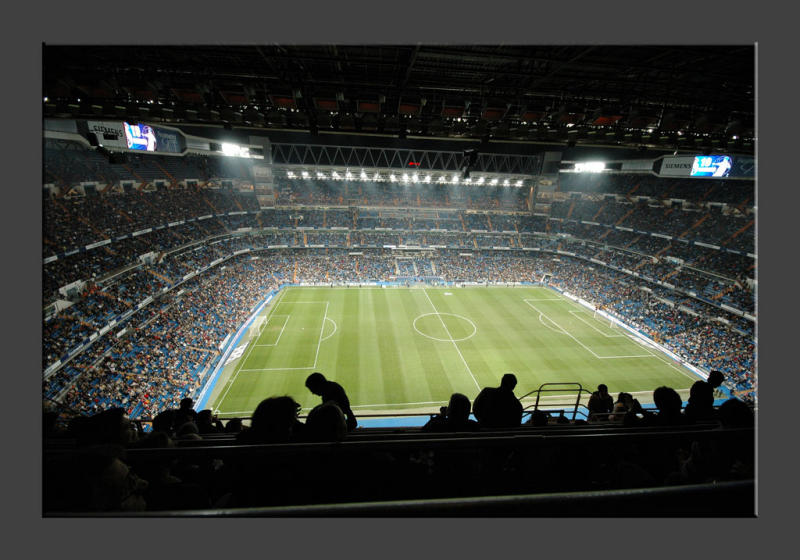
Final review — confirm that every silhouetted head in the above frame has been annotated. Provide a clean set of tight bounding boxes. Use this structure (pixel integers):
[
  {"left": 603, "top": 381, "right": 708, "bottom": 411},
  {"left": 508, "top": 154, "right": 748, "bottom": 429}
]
[
  {"left": 224, "top": 418, "right": 243, "bottom": 433},
  {"left": 597, "top": 384, "right": 609, "bottom": 395},
  {"left": 305, "top": 372, "right": 327, "bottom": 395},
  {"left": 500, "top": 373, "right": 518, "bottom": 391},
  {"left": 688, "top": 381, "right": 714, "bottom": 409},
  {"left": 718, "top": 398, "right": 754, "bottom": 428},
  {"left": 653, "top": 386, "right": 682, "bottom": 415},
  {"left": 250, "top": 396, "right": 302, "bottom": 441},
  {"left": 151, "top": 409, "right": 177, "bottom": 434},
  {"left": 707, "top": 370, "right": 725, "bottom": 389},
  {"left": 531, "top": 410, "right": 549, "bottom": 427},
  {"left": 179, "top": 397, "right": 194, "bottom": 411},
  {"left": 446, "top": 393, "right": 472, "bottom": 423},
  {"left": 305, "top": 402, "right": 347, "bottom": 442}
]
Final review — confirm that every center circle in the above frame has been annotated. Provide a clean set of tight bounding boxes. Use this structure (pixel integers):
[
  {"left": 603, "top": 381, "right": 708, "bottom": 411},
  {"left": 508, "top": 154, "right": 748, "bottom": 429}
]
[{"left": 413, "top": 313, "right": 477, "bottom": 342}]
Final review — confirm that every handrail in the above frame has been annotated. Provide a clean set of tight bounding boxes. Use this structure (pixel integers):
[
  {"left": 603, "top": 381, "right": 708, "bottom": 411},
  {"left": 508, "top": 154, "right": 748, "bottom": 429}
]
[
  {"left": 518, "top": 382, "right": 592, "bottom": 420},
  {"left": 53, "top": 480, "right": 753, "bottom": 517}
]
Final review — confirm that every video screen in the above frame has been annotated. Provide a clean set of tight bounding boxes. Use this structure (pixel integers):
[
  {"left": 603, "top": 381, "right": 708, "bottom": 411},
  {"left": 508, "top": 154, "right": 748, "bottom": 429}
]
[
  {"left": 123, "top": 122, "right": 157, "bottom": 151},
  {"left": 691, "top": 155, "right": 732, "bottom": 177}
]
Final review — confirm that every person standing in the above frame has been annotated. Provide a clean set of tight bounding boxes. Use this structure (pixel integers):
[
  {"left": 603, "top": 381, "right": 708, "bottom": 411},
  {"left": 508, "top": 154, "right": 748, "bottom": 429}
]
[{"left": 305, "top": 372, "right": 358, "bottom": 431}]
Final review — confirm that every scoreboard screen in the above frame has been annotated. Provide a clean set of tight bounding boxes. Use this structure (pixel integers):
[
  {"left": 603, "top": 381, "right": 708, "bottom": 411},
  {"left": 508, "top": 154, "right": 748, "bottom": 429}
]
[
  {"left": 123, "top": 122, "right": 157, "bottom": 151},
  {"left": 691, "top": 155, "right": 732, "bottom": 177}
]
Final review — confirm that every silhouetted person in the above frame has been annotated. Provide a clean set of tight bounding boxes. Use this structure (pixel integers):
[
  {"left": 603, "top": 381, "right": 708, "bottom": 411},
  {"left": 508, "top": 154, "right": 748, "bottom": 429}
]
[
  {"left": 196, "top": 409, "right": 224, "bottom": 434},
  {"left": 527, "top": 410, "right": 550, "bottom": 427},
  {"left": 304, "top": 402, "right": 348, "bottom": 442},
  {"left": 305, "top": 372, "right": 357, "bottom": 431},
  {"left": 237, "top": 396, "right": 306, "bottom": 444},
  {"left": 683, "top": 380, "right": 716, "bottom": 422},
  {"left": 707, "top": 370, "right": 725, "bottom": 390},
  {"left": 587, "top": 384, "right": 614, "bottom": 421},
  {"left": 473, "top": 373, "right": 523, "bottom": 428},
  {"left": 422, "top": 393, "right": 480, "bottom": 432},
  {"left": 224, "top": 418, "right": 243, "bottom": 434}
]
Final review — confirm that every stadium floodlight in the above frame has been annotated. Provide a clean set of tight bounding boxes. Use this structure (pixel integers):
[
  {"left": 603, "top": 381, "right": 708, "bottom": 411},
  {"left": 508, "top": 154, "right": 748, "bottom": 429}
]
[
  {"left": 451, "top": 174, "right": 459, "bottom": 184},
  {"left": 402, "top": 173, "right": 410, "bottom": 182},
  {"left": 316, "top": 172, "right": 326, "bottom": 179},
  {"left": 373, "top": 172, "right": 381, "bottom": 181},
  {"left": 424, "top": 174, "right": 432, "bottom": 183},
  {"left": 490, "top": 178, "right": 499, "bottom": 185},
  {"left": 477, "top": 176, "right": 485, "bottom": 184},
  {"left": 221, "top": 143, "right": 240, "bottom": 156},
  {"left": 360, "top": 171, "right": 368, "bottom": 180},
  {"left": 301, "top": 171, "right": 310, "bottom": 179},
  {"left": 332, "top": 171, "right": 341, "bottom": 180},
  {"left": 503, "top": 179, "right": 510, "bottom": 186},
  {"left": 438, "top": 175, "right": 447, "bottom": 183},
  {"left": 390, "top": 174, "right": 397, "bottom": 182},
  {"left": 287, "top": 171, "right": 295, "bottom": 178},
  {"left": 346, "top": 171, "right": 353, "bottom": 180},
  {"left": 464, "top": 177, "right": 472, "bottom": 184},
  {"left": 412, "top": 173, "right": 419, "bottom": 183},
  {"left": 516, "top": 179, "right": 523, "bottom": 187},
  {"left": 574, "top": 162, "right": 606, "bottom": 173}
]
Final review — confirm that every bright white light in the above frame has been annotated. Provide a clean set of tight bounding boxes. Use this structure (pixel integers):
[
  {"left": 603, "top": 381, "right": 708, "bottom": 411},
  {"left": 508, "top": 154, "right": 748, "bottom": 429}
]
[
  {"left": 424, "top": 174, "right": 432, "bottom": 183},
  {"left": 373, "top": 172, "right": 381, "bottom": 181},
  {"left": 287, "top": 171, "right": 295, "bottom": 178},
  {"left": 503, "top": 179, "right": 510, "bottom": 186},
  {"left": 412, "top": 173, "right": 419, "bottom": 183},
  {"left": 44, "top": 97, "right": 48, "bottom": 102},
  {"left": 438, "top": 175, "right": 447, "bottom": 183},
  {"left": 490, "top": 178, "right": 499, "bottom": 185},
  {"left": 316, "top": 172, "right": 326, "bottom": 179},
  {"left": 566, "top": 123, "right": 575, "bottom": 128},
  {"left": 477, "top": 177, "right": 485, "bottom": 184},
  {"left": 574, "top": 161, "right": 606, "bottom": 173},
  {"left": 464, "top": 177, "right": 472, "bottom": 184},
  {"left": 301, "top": 171, "right": 310, "bottom": 179},
  {"left": 451, "top": 175, "right": 459, "bottom": 184},
  {"left": 346, "top": 171, "right": 353, "bottom": 180},
  {"left": 732, "top": 135, "right": 739, "bottom": 140},
  {"left": 677, "top": 131, "right": 683, "bottom": 136},
  {"left": 360, "top": 171, "right": 368, "bottom": 179},
  {"left": 332, "top": 171, "right": 340, "bottom": 180},
  {"left": 647, "top": 128, "right": 654, "bottom": 133},
  {"left": 402, "top": 173, "right": 409, "bottom": 182},
  {"left": 516, "top": 180, "right": 523, "bottom": 187},
  {"left": 390, "top": 174, "right": 397, "bottom": 182},
  {"left": 221, "top": 143, "right": 239, "bottom": 156}
]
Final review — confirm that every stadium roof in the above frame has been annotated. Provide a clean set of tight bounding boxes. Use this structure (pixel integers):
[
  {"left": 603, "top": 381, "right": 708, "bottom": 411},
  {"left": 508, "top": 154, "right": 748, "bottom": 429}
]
[{"left": 43, "top": 45, "right": 755, "bottom": 153}]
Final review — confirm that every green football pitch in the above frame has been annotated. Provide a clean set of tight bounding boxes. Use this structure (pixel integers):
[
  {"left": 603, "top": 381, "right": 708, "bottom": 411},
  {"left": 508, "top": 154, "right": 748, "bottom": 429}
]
[{"left": 206, "top": 286, "right": 698, "bottom": 418}]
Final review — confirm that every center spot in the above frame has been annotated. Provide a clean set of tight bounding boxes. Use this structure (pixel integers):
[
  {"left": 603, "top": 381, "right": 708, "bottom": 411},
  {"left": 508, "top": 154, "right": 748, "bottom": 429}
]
[{"left": 413, "top": 313, "right": 477, "bottom": 342}]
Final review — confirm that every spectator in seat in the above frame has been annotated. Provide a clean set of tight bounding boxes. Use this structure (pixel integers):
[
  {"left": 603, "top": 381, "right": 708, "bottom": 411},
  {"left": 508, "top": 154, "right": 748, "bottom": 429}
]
[
  {"left": 305, "top": 372, "right": 358, "bottom": 431},
  {"left": 473, "top": 373, "right": 523, "bottom": 428},
  {"left": 683, "top": 380, "right": 716, "bottom": 422},
  {"left": 652, "top": 386, "right": 686, "bottom": 426},
  {"left": 304, "top": 401, "right": 348, "bottom": 442},
  {"left": 178, "top": 397, "right": 197, "bottom": 423},
  {"left": 587, "top": 384, "right": 615, "bottom": 421},
  {"left": 196, "top": 409, "right": 224, "bottom": 434},
  {"left": 224, "top": 418, "right": 243, "bottom": 434},
  {"left": 422, "top": 393, "right": 480, "bottom": 432},
  {"left": 237, "top": 396, "right": 306, "bottom": 444}
]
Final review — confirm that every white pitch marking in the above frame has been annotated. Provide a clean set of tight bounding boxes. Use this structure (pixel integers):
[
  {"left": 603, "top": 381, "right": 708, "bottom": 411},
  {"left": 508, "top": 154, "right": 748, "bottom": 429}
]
[
  {"left": 320, "top": 317, "right": 338, "bottom": 341},
  {"left": 569, "top": 310, "right": 625, "bottom": 338},
  {"left": 421, "top": 288, "right": 481, "bottom": 391},
  {"left": 525, "top": 300, "right": 652, "bottom": 359}
]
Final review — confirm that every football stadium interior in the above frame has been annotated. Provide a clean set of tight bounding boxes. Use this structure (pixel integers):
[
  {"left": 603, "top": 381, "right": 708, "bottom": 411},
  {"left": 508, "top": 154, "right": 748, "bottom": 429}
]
[{"left": 42, "top": 45, "right": 755, "bottom": 516}]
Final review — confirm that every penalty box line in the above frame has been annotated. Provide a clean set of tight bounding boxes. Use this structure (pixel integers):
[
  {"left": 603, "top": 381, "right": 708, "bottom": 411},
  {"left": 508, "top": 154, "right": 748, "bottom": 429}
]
[{"left": 523, "top": 300, "right": 653, "bottom": 360}]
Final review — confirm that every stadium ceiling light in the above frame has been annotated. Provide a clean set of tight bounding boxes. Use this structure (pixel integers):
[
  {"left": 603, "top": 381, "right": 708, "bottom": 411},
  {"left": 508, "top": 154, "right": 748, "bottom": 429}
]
[
  {"left": 287, "top": 171, "right": 295, "bottom": 178},
  {"left": 301, "top": 171, "right": 310, "bottom": 178},
  {"left": 490, "top": 178, "right": 499, "bottom": 185},
  {"left": 451, "top": 175, "right": 459, "bottom": 184},
  {"left": 424, "top": 174, "right": 432, "bottom": 183},
  {"left": 402, "top": 173, "right": 410, "bottom": 182},
  {"left": 332, "top": 171, "right": 340, "bottom": 179},
  {"left": 373, "top": 172, "right": 381, "bottom": 181},
  {"left": 516, "top": 179, "right": 523, "bottom": 187},
  {"left": 345, "top": 171, "right": 353, "bottom": 179},
  {"left": 438, "top": 175, "right": 447, "bottom": 183},
  {"left": 477, "top": 177, "right": 485, "bottom": 184},
  {"left": 390, "top": 174, "right": 397, "bottom": 182},
  {"left": 360, "top": 171, "right": 368, "bottom": 179},
  {"left": 503, "top": 179, "right": 510, "bottom": 186},
  {"left": 412, "top": 173, "right": 419, "bottom": 182}
]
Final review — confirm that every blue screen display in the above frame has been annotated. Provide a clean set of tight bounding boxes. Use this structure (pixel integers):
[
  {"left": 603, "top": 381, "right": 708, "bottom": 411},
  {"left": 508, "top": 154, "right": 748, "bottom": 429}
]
[
  {"left": 691, "top": 155, "right": 732, "bottom": 177},
  {"left": 123, "top": 122, "right": 157, "bottom": 151}
]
